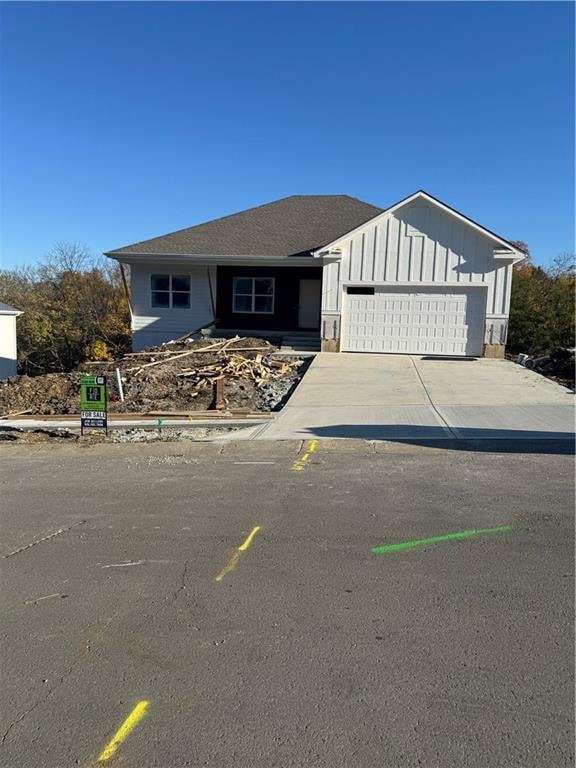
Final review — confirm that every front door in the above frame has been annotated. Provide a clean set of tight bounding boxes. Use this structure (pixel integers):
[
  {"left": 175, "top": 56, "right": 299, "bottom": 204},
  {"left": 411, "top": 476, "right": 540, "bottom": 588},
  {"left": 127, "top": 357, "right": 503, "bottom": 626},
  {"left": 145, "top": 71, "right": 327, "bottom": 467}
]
[{"left": 298, "top": 279, "right": 321, "bottom": 329}]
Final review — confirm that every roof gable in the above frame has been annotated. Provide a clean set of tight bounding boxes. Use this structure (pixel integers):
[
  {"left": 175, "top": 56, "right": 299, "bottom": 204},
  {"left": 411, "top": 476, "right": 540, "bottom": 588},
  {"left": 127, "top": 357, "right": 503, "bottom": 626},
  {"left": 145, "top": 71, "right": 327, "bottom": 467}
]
[
  {"left": 315, "top": 190, "right": 527, "bottom": 261},
  {"left": 106, "top": 195, "right": 383, "bottom": 259}
]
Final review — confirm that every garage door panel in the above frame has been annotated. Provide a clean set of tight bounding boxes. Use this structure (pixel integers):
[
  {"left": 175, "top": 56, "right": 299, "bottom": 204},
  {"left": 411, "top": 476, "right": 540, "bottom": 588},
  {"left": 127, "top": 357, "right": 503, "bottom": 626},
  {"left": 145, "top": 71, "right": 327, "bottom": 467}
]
[{"left": 342, "top": 287, "right": 485, "bottom": 356}]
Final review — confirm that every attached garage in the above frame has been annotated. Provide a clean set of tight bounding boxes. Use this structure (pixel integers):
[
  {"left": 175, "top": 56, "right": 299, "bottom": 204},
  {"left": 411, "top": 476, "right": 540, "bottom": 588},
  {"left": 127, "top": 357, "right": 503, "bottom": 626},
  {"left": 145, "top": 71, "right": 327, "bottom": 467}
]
[
  {"left": 341, "top": 285, "right": 486, "bottom": 356},
  {"left": 316, "top": 191, "right": 526, "bottom": 357}
]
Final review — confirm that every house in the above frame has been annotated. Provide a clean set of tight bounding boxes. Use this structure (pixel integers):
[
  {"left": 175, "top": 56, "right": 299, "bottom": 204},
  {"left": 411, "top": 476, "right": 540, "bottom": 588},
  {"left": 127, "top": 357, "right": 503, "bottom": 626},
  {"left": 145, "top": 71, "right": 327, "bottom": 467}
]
[
  {"left": 105, "top": 191, "right": 526, "bottom": 357},
  {"left": 0, "top": 302, "right": 22, "bottom": 379}
]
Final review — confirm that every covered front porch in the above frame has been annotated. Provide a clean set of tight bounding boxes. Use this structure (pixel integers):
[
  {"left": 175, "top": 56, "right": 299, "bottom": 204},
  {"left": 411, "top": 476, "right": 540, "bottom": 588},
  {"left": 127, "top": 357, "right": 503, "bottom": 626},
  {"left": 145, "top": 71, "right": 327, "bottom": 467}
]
[
  {"left": 215, "top": 264, "right": 322, "bottom": 335},
  {"left": 202, "top": 328, "right": 320, "bottom": 353}
]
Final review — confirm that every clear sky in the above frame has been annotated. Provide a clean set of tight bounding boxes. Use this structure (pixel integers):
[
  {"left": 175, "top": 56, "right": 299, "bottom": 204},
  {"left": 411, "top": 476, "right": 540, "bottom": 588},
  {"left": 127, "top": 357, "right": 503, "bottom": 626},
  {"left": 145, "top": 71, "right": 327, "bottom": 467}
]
[{"left": 1, "top": 1, "right": 574, "bottom": 269}]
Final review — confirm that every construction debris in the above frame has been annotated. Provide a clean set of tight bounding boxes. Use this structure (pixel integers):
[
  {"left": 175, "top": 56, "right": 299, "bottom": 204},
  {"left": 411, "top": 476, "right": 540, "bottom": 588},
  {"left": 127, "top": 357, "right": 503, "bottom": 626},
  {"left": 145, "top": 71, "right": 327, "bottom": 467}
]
[
  {"left": 516, "top": 348, "right": 575, "bottom": 389},
  {"left": 0, "top": 336, "right": 308, "bottom": 417},
  {"left": 108, "top": 426, "right": 239, "bottom": 443},
  {"left": 0, "top": 426, "right": 77, "bottom": 442},
  {"left": 125, "top": 337, "right": 237, "bottom": 374}
]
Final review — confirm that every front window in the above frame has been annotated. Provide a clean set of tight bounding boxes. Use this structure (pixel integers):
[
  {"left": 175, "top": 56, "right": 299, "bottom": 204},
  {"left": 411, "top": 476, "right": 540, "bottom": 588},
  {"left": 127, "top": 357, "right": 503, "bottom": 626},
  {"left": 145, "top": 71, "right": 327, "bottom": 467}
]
[
  {"left": 233, "top": 277, "right": 274, "bottom": 314},
  {"left": 151, "top": 274, "right": 191, "bottom": 308}
]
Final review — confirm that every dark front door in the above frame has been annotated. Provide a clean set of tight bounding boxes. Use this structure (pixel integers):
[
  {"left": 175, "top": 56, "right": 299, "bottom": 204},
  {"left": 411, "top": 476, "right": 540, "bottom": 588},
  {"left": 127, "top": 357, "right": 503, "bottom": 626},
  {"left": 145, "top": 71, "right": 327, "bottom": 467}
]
[{"left": 298, "top": 279, "right": 321, "bottom": 329}]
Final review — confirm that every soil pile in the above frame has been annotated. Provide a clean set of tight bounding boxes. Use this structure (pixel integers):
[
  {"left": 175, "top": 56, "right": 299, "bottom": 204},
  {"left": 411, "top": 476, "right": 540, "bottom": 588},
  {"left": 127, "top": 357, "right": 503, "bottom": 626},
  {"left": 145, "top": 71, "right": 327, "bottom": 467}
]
[{"left": 0, "top": 337, "right": 307, "bottom": 416}]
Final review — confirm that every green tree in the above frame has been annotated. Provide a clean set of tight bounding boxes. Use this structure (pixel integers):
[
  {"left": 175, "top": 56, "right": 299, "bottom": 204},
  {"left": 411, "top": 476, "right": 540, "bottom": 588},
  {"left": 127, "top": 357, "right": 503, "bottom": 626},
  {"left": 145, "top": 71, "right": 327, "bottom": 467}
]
[
  {"left": 507, "top": 251, "right": 575, "bottom": 355},
  {"left": 0, "top": 242, "right": 131, "bottom": 374}
]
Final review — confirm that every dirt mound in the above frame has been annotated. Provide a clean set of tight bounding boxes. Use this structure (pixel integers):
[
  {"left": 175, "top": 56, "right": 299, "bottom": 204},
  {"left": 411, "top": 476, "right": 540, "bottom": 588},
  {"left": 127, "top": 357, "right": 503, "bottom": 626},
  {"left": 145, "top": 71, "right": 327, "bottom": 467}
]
[{"left": 0, "top": 337, "right": 307, "bottom": 416}]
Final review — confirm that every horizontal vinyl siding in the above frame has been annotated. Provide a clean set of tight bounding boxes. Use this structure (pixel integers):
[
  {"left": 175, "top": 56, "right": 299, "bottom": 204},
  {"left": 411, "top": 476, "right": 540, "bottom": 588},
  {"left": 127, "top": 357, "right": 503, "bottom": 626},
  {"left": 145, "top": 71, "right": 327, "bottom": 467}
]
[{"left": 130, "top": 264, "right": 216, "bottom": 350}]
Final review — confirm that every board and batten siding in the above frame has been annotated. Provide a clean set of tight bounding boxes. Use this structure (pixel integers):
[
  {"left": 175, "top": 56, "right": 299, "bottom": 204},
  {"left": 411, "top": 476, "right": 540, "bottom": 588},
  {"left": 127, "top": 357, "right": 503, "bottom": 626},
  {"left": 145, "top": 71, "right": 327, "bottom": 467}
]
[
  {"left": 129, "top": 264, "right": 216, "bottom": 351},
  {"left": 321, "top": 201, "right": 514, "bottom": 345}
]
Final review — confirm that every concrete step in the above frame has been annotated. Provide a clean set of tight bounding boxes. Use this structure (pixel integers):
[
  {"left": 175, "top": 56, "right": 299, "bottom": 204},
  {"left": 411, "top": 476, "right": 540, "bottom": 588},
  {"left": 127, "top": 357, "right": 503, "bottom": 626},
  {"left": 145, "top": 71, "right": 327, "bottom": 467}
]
[
  {"left": 282, "top": 336, "right": 321, "bottom": 342},
  {"left": 282, "top": 335, "right": 320, "bottom": 346},
  {"left": 282, "top": 343, "right": 321, "bottom": 352},
  {"left": 281, "top": 332, "right": 319, "bottom": 337}
]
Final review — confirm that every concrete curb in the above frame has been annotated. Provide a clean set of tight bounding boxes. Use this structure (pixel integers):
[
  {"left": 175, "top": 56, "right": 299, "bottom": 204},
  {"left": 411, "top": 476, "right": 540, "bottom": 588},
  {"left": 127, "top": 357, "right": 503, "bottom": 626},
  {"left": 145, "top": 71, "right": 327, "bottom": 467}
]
[{"left": 0, "top": 417, "right": 271, "bottom": 431}]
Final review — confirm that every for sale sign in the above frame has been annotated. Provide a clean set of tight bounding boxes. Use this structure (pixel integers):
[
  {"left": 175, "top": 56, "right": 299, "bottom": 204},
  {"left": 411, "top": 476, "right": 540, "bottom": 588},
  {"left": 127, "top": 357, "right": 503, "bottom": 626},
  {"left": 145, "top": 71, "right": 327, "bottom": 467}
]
[{"left": 80, "top": 375, "right": 107, "bottom": 434}]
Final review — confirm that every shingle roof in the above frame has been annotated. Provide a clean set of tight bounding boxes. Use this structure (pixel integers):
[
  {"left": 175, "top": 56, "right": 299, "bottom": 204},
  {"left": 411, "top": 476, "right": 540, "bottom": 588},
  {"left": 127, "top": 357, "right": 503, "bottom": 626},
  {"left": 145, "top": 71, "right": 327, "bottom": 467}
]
[{"left": 106, "top": 195, "right": 383, "bottom": 258}]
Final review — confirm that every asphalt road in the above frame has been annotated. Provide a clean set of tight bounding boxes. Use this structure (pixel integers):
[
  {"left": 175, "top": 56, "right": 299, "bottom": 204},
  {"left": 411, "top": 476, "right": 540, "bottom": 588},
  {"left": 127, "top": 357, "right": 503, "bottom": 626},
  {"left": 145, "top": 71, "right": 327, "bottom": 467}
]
[{"left": 1, "top": 439, "right": 573, "bottom": 768}]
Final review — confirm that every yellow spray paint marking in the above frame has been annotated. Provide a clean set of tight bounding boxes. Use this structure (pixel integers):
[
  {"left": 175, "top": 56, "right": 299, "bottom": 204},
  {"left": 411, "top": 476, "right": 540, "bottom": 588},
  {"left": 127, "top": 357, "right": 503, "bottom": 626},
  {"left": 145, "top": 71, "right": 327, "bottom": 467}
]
[
  {"left": 97, "top": 700, "right": 149, "bottom": 762},
  {"left": 238, "top": 525, "right": 261, "bottom": 551},
  {"left": 215, "top": 526, "right": 261, "bottom": 582},
  {"left": 214, "top": 550, "right": 241, "bottom": 582},
  {"left": 290, "top": 439, "right": 318, "bottom": 471},
  {"left": 291, "top": 454, "right": 308, "bottom": 471}
]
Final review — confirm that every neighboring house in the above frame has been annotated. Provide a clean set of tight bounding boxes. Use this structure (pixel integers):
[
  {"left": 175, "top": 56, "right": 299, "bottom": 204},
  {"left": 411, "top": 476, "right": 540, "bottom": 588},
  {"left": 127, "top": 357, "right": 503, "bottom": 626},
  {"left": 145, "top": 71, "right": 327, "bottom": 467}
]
[
  {"left": 105, "top": 190, "right": 526, "bottom": 357},
  {"left": 0, "top": 302, "right": 22, "bottom": 379}
]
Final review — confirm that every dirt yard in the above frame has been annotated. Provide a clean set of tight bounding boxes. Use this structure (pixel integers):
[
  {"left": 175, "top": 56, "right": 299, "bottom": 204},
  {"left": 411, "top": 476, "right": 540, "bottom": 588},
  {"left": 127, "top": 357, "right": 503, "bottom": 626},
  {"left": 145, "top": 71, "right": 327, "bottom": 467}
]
[{"left": 0, "top": 337, "right": 308, "bottom": 417}]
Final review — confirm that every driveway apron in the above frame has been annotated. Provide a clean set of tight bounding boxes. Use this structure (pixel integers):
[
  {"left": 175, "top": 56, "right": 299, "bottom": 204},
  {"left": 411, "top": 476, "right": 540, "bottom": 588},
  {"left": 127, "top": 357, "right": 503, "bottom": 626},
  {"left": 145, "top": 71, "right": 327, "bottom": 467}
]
[{"left": 256, "top": 353, "right": 574, "bottom": 442}]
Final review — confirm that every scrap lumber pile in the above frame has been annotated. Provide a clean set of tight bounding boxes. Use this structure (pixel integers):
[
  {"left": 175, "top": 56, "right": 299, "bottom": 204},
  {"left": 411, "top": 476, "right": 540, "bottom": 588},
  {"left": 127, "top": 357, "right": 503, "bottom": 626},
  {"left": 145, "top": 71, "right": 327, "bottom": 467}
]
[
  {"left": 177, "top": 354, "right": 301, "bottom": 389},
  {"left": 0, "top": 336, "right": 306, "bottom": 417}
]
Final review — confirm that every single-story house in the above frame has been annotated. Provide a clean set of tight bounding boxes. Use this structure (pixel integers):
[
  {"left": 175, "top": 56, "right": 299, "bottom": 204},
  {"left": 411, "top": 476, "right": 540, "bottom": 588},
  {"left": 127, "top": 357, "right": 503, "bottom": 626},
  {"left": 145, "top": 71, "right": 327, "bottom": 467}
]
[
  {"left": 0, "top": 301, "right": 22, "bottom": 379},
  {"left": 105, "top": 190, "right": 526, "bottom": 357}
]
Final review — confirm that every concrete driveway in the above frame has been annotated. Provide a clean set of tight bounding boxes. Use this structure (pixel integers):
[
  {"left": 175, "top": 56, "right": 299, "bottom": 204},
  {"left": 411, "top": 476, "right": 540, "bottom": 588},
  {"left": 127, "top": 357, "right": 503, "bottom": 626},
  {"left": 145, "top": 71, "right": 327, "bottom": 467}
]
[{"left": 257, "top": 353, "right": 575, "bottom": 442}]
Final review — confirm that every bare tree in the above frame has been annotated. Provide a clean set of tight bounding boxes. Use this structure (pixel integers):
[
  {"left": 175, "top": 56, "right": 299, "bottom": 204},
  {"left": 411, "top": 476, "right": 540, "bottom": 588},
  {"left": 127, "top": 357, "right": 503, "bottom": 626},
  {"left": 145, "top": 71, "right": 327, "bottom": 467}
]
[
  {"left": 40, "top": 241, "right": 95, "bottom": 279},
  {"left": 549, "top": 251, "right": 576, "bottom": 278}
]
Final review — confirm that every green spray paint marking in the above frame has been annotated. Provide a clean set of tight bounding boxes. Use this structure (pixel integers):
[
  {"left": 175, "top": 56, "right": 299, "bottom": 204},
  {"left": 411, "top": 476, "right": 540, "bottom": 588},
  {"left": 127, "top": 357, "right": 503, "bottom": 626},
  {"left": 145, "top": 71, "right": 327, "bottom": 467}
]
[{"left": 372, "top": 526, "right": 512, "bottom": 555}]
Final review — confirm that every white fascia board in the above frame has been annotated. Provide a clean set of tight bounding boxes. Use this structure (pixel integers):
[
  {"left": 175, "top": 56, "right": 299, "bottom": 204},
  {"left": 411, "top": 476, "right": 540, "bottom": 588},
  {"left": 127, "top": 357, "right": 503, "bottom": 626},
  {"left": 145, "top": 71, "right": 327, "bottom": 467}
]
[
  {"left": 0, "top": 309, "right": 23, "bottom": 316},
  {"left": 313, "top": 190, "right": 527, "bottom": 260},
  {"left": 104, "top": 254, "right": 317, "bottom": 267},
  {"left": 493, "top": 249, "right": 525, "bottom": 264},
  {"left": 314, "top": 254, "right": 342, "bottom": 264}
]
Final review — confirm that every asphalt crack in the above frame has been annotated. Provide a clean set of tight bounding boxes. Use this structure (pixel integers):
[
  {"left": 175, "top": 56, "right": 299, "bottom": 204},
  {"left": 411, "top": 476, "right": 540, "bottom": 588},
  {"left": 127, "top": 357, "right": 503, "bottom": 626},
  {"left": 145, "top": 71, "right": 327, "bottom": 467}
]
[
  {"left": 1, "top": 560, "right": 190, "bottom": 747},
  {"left": 3, "top": 520, "right": 86, "bottom": 559},
  {"left": 178, "top": 560, "right": 189, "bottom": 594},
  {"left": 1, "top": 653, "right": 83, "bottom": 747}
]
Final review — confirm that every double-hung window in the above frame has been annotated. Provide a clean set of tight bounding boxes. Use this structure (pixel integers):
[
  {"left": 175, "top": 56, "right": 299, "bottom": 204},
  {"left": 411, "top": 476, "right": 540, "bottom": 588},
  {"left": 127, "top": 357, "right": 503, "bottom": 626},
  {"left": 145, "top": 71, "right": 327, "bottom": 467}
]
[
  {"left": 233, "top": 277, "right": 274, "bottom": 314},
  {"left": 151, "top": 274, "right": 191, "bottom": 308}
]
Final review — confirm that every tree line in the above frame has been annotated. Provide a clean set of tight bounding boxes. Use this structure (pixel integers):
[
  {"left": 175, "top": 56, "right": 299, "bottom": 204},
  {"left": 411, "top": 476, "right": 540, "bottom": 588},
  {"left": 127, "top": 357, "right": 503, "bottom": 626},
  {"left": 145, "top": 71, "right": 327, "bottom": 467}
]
[
  {"left": 0, "top": 243, "right": 131, "bottom": 375},
  {"left": 507, "top": 244, "right": 575, "bottom": 356}
]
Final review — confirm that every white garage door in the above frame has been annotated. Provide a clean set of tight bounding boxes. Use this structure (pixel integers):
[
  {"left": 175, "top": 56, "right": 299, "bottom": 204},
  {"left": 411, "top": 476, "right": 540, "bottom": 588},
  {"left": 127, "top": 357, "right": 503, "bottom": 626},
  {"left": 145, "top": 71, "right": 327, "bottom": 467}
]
[{"left": 341, "top": 286, "right": 486, "bottom": 356}]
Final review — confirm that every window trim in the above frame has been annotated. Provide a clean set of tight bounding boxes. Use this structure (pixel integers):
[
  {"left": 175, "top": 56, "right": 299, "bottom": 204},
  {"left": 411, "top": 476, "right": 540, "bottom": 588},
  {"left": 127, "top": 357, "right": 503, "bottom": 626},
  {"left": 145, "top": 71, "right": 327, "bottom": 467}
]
[
  {"left": 232, "top": 277, "right": 275, "bottom": 314},
  {"left": 151, "top": 273, "right": 191, "bottom": 309}
]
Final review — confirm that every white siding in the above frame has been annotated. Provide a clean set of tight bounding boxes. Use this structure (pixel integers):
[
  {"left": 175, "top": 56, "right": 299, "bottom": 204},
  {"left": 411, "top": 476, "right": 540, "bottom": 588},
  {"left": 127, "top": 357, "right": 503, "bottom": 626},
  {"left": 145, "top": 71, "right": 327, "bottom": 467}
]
[
  {"left": 0, "top": 315, "right": 18, "bottom": 379},
  {"left": 321, "top": 260, "right": 342, "bottom": 312},
  {"left": 130, "top": 264, "right": 216, "bottom": 351},
  {"left": 321, "top": 200, "right": 514, "bottom": 346}
]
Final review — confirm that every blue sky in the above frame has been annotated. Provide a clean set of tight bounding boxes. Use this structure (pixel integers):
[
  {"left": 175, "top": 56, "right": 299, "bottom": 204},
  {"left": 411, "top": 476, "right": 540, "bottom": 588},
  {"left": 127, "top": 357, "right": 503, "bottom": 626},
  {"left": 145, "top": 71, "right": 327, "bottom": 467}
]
[{"left": 1, "top": 1, "right": 574, "bottom": 269}]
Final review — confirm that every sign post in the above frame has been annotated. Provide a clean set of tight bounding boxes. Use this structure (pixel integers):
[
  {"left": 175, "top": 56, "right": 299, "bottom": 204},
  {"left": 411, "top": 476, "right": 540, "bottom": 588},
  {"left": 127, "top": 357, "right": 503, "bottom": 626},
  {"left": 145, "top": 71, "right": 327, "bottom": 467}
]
[{"left": 80, "top": 375, "right": 108, "bottom": 435}]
